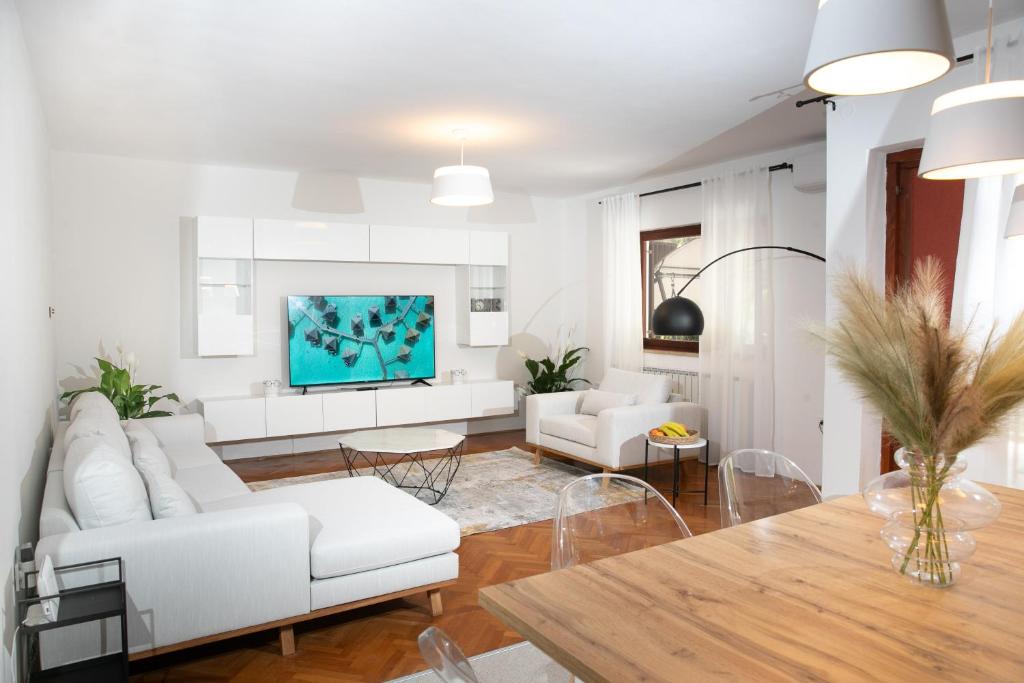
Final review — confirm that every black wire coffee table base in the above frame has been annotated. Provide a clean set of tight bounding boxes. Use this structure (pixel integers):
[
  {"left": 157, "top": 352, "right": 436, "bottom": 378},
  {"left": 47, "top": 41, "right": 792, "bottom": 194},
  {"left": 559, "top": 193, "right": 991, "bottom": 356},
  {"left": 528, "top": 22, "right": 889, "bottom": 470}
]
[{"left": 339, "top": 442, "right": 465, "bottom": 505}]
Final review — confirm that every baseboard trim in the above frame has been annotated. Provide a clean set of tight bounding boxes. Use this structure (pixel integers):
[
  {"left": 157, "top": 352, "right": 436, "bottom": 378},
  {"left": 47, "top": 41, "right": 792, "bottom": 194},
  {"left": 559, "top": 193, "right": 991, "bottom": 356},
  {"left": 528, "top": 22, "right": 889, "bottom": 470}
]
[{"left": 128, "top": 578, "right": 456, "bottom": 661}]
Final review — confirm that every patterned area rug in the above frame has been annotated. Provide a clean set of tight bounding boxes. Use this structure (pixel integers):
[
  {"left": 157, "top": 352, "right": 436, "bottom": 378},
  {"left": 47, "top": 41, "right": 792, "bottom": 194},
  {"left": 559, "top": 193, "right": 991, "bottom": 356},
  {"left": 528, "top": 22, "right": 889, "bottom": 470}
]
[{"left": 248, "top": 446, "right": 642, "bottom": 536}]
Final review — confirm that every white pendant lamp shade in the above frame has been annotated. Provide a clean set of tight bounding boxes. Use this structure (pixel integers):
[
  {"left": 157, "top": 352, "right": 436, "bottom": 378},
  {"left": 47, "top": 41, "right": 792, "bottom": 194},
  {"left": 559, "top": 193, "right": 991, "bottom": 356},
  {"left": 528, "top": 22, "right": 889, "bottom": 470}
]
[
  {"left": 430, "top": 164, "right": 494, "bottom": 207},
  {"left": 1008, "top": 183, "right": 1024, "bottom": 238},
  {"left": 919, "top": 81, "right": 1024, "bottom": 179},
  {"left": 803, "top": 0, "right": 954, "bottom": 96}
]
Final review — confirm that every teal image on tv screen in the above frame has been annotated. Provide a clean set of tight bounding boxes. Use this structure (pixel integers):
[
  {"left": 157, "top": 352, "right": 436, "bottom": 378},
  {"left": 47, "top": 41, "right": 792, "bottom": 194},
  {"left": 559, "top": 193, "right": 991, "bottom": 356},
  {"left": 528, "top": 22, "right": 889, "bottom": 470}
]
[{"left": 287, "top": 295, "right": 436, "bottom": 387}]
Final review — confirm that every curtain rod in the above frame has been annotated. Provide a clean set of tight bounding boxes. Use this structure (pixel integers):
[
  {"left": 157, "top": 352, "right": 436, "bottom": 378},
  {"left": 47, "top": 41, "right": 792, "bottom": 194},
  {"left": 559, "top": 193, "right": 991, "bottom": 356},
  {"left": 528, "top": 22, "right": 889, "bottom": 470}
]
[{"left": 598, "top": 162, "right": 793, "bottom": 204}]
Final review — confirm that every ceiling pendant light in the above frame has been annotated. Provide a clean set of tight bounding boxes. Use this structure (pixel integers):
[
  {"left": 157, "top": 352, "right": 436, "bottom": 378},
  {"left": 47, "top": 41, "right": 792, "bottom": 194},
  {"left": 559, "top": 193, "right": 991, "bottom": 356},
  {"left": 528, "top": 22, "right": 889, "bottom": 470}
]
[
  {"left": 430, "top": 129, "right": 494, "bottom": 207},
  {"left": 920, "top": 1, "right": 1024, "bottom": 180},
  {"left": 803, "top": 0, "right": 954, "bottom": 96}
]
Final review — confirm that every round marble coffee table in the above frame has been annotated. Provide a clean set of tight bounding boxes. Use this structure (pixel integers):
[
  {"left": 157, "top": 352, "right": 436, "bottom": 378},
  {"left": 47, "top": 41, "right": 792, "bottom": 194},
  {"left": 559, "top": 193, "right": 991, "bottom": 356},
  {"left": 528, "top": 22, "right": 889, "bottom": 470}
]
[{"left": 338, "top": 427, "right": 465, "bottom": 505}]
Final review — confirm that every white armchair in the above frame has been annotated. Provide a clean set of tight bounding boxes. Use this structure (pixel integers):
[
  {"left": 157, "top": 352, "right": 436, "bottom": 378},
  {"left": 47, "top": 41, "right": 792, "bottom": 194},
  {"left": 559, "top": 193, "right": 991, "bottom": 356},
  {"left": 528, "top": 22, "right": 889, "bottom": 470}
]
[{"left": 526, "top": 368, "right": 705, "bottom": 472}]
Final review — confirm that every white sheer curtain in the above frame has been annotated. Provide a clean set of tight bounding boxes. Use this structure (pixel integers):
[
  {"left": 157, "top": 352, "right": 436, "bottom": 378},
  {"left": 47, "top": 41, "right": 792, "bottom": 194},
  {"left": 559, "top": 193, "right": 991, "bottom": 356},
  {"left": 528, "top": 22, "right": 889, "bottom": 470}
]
[
  {"left": 699, "top": 167, "right": 774, "bottom": 464},
  {"left": 951, "top": 30, "right": 1024, "bottom": 487},
  {"left": 601, "top": 193, "right": 643, "bottom": 372}
]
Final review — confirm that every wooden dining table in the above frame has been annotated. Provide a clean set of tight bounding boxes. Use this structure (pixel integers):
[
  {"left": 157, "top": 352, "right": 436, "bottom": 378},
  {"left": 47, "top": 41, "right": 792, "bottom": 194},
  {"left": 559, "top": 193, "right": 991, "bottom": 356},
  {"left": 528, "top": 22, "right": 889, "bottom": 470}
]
[{"left": 479, "top": 486, "right": 1024, "bottom": 682}]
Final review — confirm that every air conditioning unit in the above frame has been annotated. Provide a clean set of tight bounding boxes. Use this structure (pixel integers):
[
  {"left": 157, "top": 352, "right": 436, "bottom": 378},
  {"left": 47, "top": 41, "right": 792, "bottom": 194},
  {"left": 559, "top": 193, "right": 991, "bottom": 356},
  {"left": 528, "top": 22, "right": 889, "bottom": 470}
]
[{"left": 793, "top": 153, "right": 826, "bottom": 193}]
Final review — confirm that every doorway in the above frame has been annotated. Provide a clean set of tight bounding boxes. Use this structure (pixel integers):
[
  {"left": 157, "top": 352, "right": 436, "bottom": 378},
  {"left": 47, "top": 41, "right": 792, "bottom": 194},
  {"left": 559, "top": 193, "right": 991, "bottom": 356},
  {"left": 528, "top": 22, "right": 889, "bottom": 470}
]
[{"left": 880, "top": 147, "right": 965, "bottom": 473}]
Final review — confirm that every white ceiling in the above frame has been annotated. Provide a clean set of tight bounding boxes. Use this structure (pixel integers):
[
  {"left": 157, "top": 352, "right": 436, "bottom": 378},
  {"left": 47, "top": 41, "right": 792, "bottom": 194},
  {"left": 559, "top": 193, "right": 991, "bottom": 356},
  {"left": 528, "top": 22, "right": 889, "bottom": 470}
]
[{"left": 15, "top": 1, "right": 1024, "bottom": 197}]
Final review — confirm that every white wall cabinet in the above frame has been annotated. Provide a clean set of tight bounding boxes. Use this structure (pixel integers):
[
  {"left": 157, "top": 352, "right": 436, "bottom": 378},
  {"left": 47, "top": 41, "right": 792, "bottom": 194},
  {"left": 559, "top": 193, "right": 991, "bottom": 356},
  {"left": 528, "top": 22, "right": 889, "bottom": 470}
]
[
  {"left": 254, "top": 219, "right": 370, "bottom": 262},
  {"left": 189, "top": 217, "right": 255, "bottom": 357},
  {"left": 266, "top": 394, "right": 324, "bottom": 437},
  {"left": 323, "top": 391, "right": 377, "bottom": 432},
  {"left": 471, "top": 380, "right": 515, "bottom": 417},
  {"left": 369, "top": 225, "right": 470, "bottom": 265},
  {"left": 424, "top": 384, "right": 473, "bottom": 422},
  {"left": 375, "top": 386, "right": 426, "bottom": 427},
  {"left": 455, "top": 265, "right": 509, "bottom": 346},
  {"left": 198, "top": 380, "right": 514, "bottom": 445},
  {"left": 197, "top": 216, "right": 253, "bottom": 259},
  {"left": 199, "top": 396, "right": 267, "bottom": 442}
]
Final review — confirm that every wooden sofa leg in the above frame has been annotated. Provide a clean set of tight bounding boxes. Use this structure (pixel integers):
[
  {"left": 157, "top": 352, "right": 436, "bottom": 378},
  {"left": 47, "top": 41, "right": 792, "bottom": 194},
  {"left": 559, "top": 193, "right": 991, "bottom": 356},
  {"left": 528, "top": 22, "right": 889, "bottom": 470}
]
[
  {"left": 534, "top": 446, "right": 542, "bottom": 466},
  {"left": 428, "top": 588, "right": 444, "bottom": 617},
  {"left": 601, "top": 468, "right": 611, "bottom": 489},
  {"left": 279, "top": 625, "right": 296, "bottom": 656}
]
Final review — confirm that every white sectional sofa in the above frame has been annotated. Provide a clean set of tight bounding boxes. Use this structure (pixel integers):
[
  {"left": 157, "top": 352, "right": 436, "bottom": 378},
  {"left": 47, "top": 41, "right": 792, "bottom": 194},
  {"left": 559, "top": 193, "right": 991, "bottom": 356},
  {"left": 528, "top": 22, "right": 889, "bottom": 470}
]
[
  {"left": 526, "top": 368, "right": 705, "bottom": 471},
  {"left": 35, "top": 394, "right": 460, "bottom": 667}
]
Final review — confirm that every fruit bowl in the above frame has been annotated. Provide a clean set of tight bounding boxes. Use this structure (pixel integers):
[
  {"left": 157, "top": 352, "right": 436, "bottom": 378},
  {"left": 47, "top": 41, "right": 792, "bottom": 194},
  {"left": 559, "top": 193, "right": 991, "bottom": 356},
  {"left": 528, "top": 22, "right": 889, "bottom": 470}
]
[{"left": 648, "top": 430, "right": 701, "bottom": 446}]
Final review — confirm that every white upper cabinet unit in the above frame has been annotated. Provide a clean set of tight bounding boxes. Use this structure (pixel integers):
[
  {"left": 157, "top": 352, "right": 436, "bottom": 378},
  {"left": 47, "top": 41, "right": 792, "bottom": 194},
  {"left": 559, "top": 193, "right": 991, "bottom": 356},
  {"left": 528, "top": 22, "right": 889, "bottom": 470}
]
[
  {"left": 469, "top": 231, "right": 509, "bottom": 266},
  {"left": 254, "top": 219, "right": 370, "bottom": 262},
  {"left": 192, "top": 217, "right": 256, "bottom": 357},
  {"left": 196, "top": 216, "right": 253, "bottom": 259},
  {"left": 369, "top": 225, "right": 470, "bottom": 265}
]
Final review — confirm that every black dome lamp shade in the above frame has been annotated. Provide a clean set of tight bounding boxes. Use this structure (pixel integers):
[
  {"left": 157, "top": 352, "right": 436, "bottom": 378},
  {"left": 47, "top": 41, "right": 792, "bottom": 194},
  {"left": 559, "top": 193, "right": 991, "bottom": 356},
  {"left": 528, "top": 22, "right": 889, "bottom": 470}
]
[{"left": 650, "top": 246, "right": 826, "bottom": 337}]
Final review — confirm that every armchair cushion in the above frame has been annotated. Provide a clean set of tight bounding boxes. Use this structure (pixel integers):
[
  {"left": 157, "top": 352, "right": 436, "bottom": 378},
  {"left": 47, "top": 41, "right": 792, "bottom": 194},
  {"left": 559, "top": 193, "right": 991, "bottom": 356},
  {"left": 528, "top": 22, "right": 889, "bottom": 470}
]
[
  {"left": 539, "top": 414, "right": 598, "bottom": 448},
  {"left": 580, "top": 389, "right": 637, "bottom": 416},
  {"left": 525, "top": 391, "right": 585, "bottom": 444},
  {"left": 599, "top": 368, "right": 671, "bottom": 405}
]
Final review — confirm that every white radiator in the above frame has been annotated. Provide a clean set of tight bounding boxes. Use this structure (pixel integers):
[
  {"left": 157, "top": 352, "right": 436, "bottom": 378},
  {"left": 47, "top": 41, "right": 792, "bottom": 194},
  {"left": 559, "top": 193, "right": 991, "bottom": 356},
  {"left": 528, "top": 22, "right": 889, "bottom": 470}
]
[{"left": 643, "top": 367, "right": 700, "bottom": 403}]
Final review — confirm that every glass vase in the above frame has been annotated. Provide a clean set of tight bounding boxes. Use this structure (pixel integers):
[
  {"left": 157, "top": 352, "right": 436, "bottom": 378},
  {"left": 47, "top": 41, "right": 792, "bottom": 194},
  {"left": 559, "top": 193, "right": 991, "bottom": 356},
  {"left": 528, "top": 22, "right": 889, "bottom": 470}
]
[{"left": 862, "top": 449, "right": 1001, "bottom": 588}]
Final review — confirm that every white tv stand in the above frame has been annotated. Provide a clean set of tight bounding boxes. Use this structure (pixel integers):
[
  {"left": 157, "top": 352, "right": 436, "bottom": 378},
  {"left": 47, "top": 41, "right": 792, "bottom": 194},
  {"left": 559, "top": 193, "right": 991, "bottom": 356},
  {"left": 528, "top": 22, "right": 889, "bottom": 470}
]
[{"left": 197, "top": 379, "right": 515, "bottom": 443}]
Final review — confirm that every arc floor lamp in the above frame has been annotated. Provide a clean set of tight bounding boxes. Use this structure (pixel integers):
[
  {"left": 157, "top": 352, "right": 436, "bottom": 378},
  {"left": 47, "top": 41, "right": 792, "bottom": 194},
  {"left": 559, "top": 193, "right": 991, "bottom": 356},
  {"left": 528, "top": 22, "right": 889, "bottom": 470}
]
[{"left": 651, "top": 246, "right": 826, "bottom": 336}]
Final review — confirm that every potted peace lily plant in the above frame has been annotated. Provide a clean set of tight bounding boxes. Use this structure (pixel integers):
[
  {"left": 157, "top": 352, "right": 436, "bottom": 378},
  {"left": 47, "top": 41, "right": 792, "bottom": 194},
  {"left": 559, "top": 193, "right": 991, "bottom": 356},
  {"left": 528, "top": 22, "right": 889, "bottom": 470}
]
[
  {"left": 61, "top": 350, "right": 181, "bottom": 419},
  {"left": 817, "top": 259, "right": 1024, "bottom": 587}
]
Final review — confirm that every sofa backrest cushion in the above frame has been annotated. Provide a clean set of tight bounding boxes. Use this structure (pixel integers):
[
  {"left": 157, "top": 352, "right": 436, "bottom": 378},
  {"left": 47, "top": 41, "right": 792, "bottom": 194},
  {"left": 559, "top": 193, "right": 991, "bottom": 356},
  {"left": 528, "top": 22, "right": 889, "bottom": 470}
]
[
  {"left": 580, "top": 388, "right": 638, "bottom": 416},
  {"left": 598, "top": 368, "right": 671, "bottom": 405},
  {"left": 126, "top": 422, "right": 173, "bottom": 476},
  {"left": 68, "top": 391, "right": 119, "bottom": 422},
  {"left": 64, "top": 410, "right": 131, "bottom": 460},
  {"left": 63, "top": 436, "right": 153, "bottom": 529},
  {"left": 139, "top": 467, "right": 197, "bottom": 519}
]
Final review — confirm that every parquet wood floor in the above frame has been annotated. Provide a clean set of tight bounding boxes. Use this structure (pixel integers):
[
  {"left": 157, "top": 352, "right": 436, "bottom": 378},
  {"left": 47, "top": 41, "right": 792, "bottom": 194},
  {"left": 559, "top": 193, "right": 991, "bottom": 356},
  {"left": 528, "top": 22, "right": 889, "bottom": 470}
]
[{"left": 130, "top": 430, "right": 722, "bottom": 682}]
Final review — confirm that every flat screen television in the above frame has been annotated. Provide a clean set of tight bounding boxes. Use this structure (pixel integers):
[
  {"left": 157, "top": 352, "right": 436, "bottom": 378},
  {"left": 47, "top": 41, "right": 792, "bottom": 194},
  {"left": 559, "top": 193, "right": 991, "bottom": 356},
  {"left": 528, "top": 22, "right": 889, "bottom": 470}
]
[{"left": 287, "top": 294, "right": 436, "bottom": 388}]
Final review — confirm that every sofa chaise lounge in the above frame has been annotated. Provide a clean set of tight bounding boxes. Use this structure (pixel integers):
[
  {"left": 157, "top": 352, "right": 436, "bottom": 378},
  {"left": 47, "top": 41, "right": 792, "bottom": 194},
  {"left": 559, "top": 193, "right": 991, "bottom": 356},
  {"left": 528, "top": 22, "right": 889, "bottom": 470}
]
[{"left": 35, "top": 394, "right": 460, "bottom": 667}]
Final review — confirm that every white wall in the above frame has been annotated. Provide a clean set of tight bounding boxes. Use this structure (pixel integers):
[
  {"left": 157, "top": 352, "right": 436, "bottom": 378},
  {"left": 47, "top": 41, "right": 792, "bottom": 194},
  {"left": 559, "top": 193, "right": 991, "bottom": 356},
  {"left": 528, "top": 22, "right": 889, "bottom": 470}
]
[
  {"left": 0, "top": 1, "right": 55, "bottom": 680},
  {"left": 569, "top": 141, "right": 827, "bottom": 482},
  {"left": 821, "top": 19, "right": 1024, "bottom": 496},
  {"left": 49, "top": 153, "right": 587, "bottom": 454}
]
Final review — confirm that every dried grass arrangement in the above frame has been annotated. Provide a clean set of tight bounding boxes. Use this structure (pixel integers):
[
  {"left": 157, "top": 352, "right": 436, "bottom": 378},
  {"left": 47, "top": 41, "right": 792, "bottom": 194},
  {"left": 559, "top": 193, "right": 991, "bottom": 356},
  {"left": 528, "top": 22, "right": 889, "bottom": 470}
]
[{"left": 815, "top": 258, "right": 1024, "bottom": 586}]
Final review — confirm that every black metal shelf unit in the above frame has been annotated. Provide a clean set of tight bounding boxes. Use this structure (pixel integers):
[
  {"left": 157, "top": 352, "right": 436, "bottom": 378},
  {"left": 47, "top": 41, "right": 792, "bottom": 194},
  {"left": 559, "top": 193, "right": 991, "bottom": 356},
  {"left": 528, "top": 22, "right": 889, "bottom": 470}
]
[{"left": 16, "top": 555, "right": 128, "bottom": 683}]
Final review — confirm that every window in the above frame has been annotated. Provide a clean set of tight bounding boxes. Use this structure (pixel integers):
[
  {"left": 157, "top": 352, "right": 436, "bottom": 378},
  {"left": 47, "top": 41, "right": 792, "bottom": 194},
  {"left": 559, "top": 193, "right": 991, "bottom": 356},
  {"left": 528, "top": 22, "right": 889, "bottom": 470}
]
[{"left": 641, "top": 225, "right": 701, "bottom": 353}]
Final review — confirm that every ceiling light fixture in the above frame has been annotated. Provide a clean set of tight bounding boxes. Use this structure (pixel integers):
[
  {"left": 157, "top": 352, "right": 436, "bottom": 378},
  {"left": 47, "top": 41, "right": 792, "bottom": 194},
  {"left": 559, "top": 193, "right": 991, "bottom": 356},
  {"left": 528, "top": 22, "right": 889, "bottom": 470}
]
[
  {"left": 430, "top": 129, "right": 494, "bottom": 207},
  {"left": 803, "top": 0, "right": 954, "bottom": 96},
  {"left": 920, "top": 1, "right": 1024, "bottom": 180}
]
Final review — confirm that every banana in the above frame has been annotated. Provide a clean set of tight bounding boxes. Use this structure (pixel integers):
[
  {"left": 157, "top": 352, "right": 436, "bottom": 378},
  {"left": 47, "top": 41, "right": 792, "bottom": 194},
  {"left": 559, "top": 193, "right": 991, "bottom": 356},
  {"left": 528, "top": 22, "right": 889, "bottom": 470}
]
[
  {"left": 660, "top": 422, "right": 684, "bottom": 437},
  {"left": 659, "top": 422, "right": 690, "bottom": 437}
]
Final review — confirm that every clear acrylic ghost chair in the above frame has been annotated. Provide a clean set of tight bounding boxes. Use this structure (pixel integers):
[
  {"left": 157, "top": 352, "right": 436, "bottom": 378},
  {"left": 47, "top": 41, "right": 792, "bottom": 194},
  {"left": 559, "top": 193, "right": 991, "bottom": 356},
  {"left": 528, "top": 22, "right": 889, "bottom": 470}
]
[
  {"left": 718, "top": 449, "right": 822, "bottom": 528},
  {"left": 552, "top": 473, "right": 692, "bottom": 571},
  {"left": 418, "top": 626, "right": 480, "bottom": 683}
]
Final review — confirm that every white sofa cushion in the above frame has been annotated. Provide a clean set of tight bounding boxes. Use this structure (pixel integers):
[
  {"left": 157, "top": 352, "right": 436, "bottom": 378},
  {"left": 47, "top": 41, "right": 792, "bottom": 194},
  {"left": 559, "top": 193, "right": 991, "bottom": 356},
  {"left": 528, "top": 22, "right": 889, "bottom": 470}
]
[
  {"left": 161, "top": 442, "right": 222, "bottom": 472},
  {"left": 64, "top": 411, "right": 131, "bottom": 459},
  {"left": 580, "top": 389, "right": 637, "bottom": 416},
  {"left": 599, "top": 368, "right": 671, "bottom": 405},
  {"left": 539, "top": 414, "right": 598, "bottom": 448},
  {"left": 63, "top": 437, "right": 153, "bottom": 529},
  {"left": 174, "top": 464, "right": 250, "bottom": 505},
  {"left": 204, "top": 477, "right": 461, "bottom": 580},
  {"left": 126, "top": 423, "right": 173, "bottom": 477},
  {"left": 139, "top": 467, "right": 197, "bottom": 519},
  {"left": 69, "top": 391, "right": 119, "bottom": 422}
]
